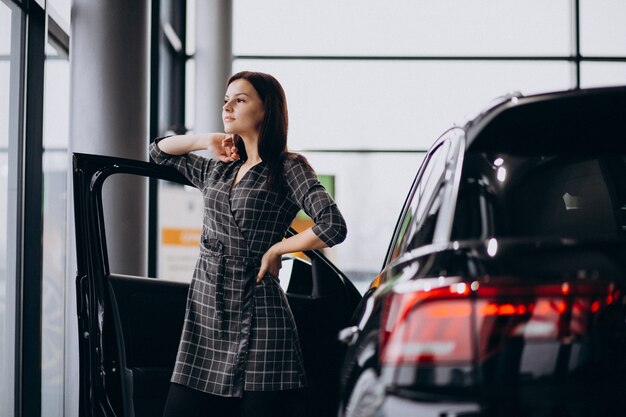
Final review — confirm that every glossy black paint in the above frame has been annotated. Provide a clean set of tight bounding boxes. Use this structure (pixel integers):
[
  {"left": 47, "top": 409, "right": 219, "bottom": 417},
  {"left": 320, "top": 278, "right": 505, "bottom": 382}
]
[
  {"left": 73, "top": 153, "right": 361, "bottom": 417},
  {"left": 339, "top": 86, "right": 626, "bottom": 417}
]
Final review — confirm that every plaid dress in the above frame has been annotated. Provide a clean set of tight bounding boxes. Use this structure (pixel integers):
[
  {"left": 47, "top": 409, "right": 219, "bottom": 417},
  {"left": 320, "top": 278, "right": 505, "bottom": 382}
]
[{"left": 149, "top": 140, "right": 347, "bottom": 397}]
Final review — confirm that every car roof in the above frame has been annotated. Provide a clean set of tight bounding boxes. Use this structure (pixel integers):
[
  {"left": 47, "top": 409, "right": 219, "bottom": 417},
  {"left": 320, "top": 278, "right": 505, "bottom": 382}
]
[{"left": 465, "top": 85, "right": 626, "bottom": 155}]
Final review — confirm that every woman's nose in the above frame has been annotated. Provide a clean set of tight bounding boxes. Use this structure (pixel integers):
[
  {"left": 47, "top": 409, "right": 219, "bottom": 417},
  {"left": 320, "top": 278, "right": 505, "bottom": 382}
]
[{"left": 223, "top": 100, "right": 232, "bottom": 111}]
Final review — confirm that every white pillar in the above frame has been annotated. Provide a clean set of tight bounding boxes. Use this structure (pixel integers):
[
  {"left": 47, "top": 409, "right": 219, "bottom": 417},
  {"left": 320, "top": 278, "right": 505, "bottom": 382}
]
[
  {"left": 194, "top": 0, "right": 232, "bottom": 133},
  {"left": 68, "top": 0, "right": 150, "bottom": 275}
]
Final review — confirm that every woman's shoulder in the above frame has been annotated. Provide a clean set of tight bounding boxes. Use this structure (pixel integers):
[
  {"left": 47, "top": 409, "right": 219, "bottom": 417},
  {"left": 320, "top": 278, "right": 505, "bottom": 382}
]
[{"left": 282, "top": 151, "right": 314, "bottom": 174}]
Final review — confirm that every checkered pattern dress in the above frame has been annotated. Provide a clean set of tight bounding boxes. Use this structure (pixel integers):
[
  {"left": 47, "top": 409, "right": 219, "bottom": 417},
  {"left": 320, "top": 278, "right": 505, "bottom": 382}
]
[{"left": 150, "top": 140, "right": 347, "bottom": 397}]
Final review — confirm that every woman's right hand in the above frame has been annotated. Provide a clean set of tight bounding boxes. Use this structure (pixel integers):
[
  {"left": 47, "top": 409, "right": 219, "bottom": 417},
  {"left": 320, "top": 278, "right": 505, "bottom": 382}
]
[{"left": 211, "top": 134, "right": 240, "bottom": 162}]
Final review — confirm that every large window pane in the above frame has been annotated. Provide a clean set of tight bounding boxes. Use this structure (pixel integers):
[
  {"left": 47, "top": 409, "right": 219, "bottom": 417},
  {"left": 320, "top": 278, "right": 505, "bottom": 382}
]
[
  {"left": 0, "top": 1, "right": 20, "bottom": 416},
  {"left": 581, "top": 0, "right": 626, "bottom": 57},
  {"left": 43, "top": 46, "right": 70, "bottom": 148},
  {"left": 0, "top": 2, "right": 10, "bottom": 149},
  {"left": 0, "top": 150, "right": 9, "bottom": 416},
  {"left": 47, "top": 0, "right": 70, "bottom": 30},
  {"left": 41, "top": 153, "right": 67, "bottom": 417},
  {"left": 158, "top": 180, "right": 203, "bottom": 281},
  {"left": 300, "top": 152, "right": 424, "bottom": 285},
  {"left": 233, "top": 0, "right": 570, "bottom": 57},
  {"left": 581, "top": 62, "right": 626, "bottom": 88},
  {"left": 42, "top": 41, "right": 69, "bottom": 417},
  {"left": 233, "top": 59, "right": 573, "bottom": 150}
]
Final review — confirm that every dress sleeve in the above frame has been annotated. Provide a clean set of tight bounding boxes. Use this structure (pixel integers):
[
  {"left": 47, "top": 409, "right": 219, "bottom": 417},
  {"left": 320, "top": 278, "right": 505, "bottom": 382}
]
[
  {"left": 149, "top": 136, "right": 216, "bottom": 189},
  {"left": 285, "top": 156, "right": 347, "bottom": 247}
]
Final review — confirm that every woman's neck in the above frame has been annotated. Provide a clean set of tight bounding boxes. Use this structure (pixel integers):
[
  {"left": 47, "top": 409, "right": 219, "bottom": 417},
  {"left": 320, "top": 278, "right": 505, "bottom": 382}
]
[{"left": 240, "top": 134, "right": 262, "bottom": 165}]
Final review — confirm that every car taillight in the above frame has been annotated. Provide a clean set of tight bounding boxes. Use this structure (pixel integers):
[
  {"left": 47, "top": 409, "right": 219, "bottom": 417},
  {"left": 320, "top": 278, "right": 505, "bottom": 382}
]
[
  {"left": 380, "top": 279, "right": 620, "bottom": 367},
  {"left": 380, "top": 279, "right": 473, "bottom": 366}
]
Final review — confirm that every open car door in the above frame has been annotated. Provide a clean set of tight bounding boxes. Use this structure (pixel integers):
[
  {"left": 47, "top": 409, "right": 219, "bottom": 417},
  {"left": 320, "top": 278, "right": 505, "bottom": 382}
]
[{"left": 73, "top": 152, "right": 361, "bottom": 417}]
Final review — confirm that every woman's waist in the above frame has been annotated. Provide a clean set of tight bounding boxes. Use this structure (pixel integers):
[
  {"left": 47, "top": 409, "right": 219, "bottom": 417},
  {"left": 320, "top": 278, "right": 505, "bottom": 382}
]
[{"left": 200, "top": 238, "right": 261, "bottom": 265}]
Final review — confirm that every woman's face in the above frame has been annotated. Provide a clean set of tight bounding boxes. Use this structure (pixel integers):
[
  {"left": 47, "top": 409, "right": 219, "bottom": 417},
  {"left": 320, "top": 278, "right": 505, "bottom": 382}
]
[{"left": 222, "top": 79, "right": 265, "bottom": 138}]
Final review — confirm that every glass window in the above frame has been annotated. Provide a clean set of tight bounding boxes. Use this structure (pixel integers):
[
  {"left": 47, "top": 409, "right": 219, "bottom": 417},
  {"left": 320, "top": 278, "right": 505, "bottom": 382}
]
[
  {"left": 580, "top": 0, "right": 626, "bottom": 57},
  {"left": 0, "top": 4, "right": 11, "bottom": 148},
  {"left": 301, "top": 151, "right": 424, "bottom": 276},
  {"left": 157, "top": 180, "right": 203, "bottom": 281},
  {"left": 233, "top": 59, "right": 573, "bottom": 151},
  {"left": 402, "top": 141, "right": 450, "bottom": 251},
  {"left": 47, "top": 0, "right": 71, "bottom": 30},
  {"left": 41, "top": 40, "right": 70, "bottom": 417},
  {"left": 233, "top": 0, "right": 570, "bottom": 57},
  {"left": 389, "top": 140, "right": 450, "bottom": 261},
  {"left": 101, "top": 172, "right": 202, "bottom": 281},
  {"left": 581, "top": 62, "right": 626, "bottom": 88},
  {"left": 502, "top": 156, "right": 625, "bottom": 238},
  {"left": 463, "top": 154, "right": 626, "bottom": 239},
  {"left": 185, "top": 0, "right": 196, "bottom": 128},
  {"left": 0, "top": 1, "right": 21, "bottom": 415}
]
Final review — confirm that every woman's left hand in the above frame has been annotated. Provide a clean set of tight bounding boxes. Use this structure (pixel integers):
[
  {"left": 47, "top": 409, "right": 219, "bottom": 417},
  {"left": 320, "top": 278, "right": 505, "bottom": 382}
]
[{"left": 257, "top": 246, "right": 282, "bottom": 283}]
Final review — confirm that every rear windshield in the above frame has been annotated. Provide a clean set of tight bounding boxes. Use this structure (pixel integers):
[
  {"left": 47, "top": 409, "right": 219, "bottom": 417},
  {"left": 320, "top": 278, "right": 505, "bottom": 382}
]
[{"left": 452, "top": 153, "right": 626, "bottom": 240}]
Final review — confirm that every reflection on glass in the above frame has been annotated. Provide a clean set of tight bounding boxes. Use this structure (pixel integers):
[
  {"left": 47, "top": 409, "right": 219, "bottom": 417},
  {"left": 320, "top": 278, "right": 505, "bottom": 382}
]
[
  {"left": 487, "top": 238, "right": 498, "bottom": 257},
  {"left": 497, "top": 167, "right": 507, "bottom": 182},
  {"left": 41, "top": 41, "right": 69, "bottom": 417}
]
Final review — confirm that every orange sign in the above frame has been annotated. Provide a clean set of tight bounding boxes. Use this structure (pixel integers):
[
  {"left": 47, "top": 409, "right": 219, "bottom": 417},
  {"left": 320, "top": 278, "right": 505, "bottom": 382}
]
[{"left": 161, "top": 227, "right": 202, "bottom": 247}]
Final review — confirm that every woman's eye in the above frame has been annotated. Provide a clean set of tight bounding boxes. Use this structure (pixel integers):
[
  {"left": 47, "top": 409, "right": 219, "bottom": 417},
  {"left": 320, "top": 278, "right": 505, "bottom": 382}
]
[{"left": 236, "top": 98, "right": 245, "bottom": 103}]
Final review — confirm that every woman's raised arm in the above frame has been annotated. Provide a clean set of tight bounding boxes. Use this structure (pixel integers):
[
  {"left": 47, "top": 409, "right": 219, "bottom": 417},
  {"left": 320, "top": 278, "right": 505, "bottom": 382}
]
[
  {"left": 157, "top": 133, "right": 240, "bottom": 162},
  {"left": 157, "top": 133, "right": 216, "bottom": 155}
]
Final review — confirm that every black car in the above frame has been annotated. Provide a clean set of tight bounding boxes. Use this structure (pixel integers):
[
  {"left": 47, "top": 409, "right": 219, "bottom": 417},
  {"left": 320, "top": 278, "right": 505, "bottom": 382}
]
[
  {"left": 72, "top": 154, "right": 361, "bottom": 416},
  {"left": 338, "top": 86, "right": 626, "bottom": 417}
]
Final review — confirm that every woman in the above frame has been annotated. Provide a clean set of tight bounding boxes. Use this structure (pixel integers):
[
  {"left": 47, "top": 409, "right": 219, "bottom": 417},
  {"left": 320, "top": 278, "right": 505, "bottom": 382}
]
[{"left": 151, "top": 71, "right": 347, "bottom": 417}]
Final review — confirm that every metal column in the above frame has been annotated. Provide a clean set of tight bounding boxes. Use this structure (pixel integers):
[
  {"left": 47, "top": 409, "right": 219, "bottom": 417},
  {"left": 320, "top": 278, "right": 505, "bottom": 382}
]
[
  {"left": 68, "top": 0, "right": 150, "bottom": 276},
  {"left": 194, "top": 0, "right": 233, "bottom": 133}
]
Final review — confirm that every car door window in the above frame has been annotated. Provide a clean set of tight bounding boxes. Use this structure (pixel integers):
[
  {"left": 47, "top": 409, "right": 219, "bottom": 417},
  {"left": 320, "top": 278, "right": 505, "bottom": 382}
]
[
  {"left": 388, "top": 140, "right": 451, "bottom": 262},
  {"left": 101, "top": 175, "right": 204, "bottom": 280}
]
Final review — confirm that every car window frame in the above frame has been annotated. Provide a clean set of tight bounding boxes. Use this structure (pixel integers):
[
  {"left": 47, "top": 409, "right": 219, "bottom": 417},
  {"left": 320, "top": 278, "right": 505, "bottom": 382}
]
[
  {"left": 381, "top": 146, "right": 438, "bottom": 268},
  {"left": 382, "top": 128, "right": 464, "bottom": 268},
  {"left": 432, "top": 128, "right": 466, "bottom": 244},
  {"left": 399, "top": 142, "right": 451, "bottom": 254}
]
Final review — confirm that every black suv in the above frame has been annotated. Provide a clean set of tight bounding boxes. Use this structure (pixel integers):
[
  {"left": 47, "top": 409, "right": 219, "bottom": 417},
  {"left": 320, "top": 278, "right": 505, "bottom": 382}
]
[{"left": 338, "top": 86, "right": 626, "bottom": 417}]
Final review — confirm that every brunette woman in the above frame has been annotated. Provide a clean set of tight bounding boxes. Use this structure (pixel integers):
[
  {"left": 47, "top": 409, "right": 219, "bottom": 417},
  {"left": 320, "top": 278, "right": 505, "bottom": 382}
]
[{"left": 151, "top": 71, "right": 347, "bottom": 417}]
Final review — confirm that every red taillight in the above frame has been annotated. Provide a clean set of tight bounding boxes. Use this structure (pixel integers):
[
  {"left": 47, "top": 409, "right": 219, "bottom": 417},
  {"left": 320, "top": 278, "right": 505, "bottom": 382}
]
[
  {"left": 380, "top": 281, "right": 473, "bottom": 366},
  {"left": 383, "top": 299, "right": 473, "bottom": 365},
  {"left": 380, "top": 279, "right": 619, "bottom": 367}
]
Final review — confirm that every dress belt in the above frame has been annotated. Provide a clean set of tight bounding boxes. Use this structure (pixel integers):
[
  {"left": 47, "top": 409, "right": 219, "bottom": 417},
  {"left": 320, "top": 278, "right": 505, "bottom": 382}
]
[{"left": 202, "top": 238, "right": 260, "bottom": 337}]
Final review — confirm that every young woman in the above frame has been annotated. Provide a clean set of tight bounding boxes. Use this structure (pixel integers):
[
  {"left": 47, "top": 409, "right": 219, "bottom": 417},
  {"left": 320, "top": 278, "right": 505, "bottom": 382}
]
[{"left": 151, "top": 71, "right": 347, "bottom": 417}]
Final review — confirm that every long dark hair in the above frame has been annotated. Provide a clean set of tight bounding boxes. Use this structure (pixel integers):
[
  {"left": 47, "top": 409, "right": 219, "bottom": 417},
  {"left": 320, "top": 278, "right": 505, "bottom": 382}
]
[{"left": 227, "top": 71, "right": 309, "bottom": 192}]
